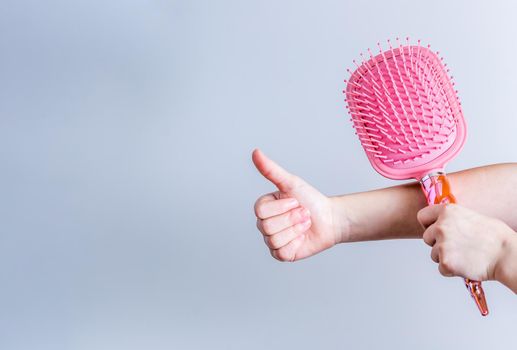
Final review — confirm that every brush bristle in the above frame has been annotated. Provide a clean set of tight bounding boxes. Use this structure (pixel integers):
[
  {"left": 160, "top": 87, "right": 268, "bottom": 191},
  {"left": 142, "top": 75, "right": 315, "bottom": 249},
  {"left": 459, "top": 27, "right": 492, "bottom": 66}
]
[{"left": 344, "top": 40, "right": 463, "bottom": 168}]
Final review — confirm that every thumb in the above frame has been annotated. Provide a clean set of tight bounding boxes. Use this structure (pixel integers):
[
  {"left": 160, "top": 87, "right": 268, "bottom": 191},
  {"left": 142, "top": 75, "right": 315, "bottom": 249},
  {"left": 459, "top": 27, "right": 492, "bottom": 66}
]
[
  {"left": 252, "top": 149, "right": 300, "bottom": 193},
  {"left": 417, "top": 204, "right": 446, "bottom": 229}
]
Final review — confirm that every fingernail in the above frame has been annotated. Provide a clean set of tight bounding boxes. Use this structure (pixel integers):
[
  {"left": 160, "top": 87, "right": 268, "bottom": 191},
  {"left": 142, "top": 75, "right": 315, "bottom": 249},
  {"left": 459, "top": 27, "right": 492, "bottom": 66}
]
[{"left": 301, "top": 208, "right": 311, "bottom": 219}]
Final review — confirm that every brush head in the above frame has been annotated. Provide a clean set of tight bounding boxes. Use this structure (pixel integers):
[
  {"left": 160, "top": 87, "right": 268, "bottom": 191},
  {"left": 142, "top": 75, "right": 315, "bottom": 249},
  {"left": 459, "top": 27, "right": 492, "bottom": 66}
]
[{"left": 344, "top": 40, "right": 466, "bottom": 180}]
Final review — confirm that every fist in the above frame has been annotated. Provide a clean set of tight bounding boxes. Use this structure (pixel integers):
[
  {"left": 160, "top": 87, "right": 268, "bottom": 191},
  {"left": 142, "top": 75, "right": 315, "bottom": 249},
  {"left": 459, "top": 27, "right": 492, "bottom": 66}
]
[{"left": 417, "top": 204, "right": 512, "bottom": 281}]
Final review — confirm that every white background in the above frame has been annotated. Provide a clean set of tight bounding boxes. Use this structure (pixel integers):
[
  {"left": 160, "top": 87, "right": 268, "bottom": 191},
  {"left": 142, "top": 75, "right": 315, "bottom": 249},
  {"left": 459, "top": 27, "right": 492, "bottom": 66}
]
[{"left": 1, "top": 0, "right": 517, "bottom": 349}]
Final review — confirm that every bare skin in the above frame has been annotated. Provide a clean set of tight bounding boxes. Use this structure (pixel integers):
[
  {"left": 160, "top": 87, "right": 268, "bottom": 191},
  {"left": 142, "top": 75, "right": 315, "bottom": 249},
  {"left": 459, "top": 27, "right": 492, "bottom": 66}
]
[{"left": 252, "top": 148, "right": 517, "bottom": 293}]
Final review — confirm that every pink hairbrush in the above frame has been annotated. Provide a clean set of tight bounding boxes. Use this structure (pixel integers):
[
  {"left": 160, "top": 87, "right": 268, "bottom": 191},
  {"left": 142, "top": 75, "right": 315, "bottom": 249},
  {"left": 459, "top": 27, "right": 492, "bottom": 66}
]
[{"left": 344, "top": 38, "right": 489, "bottom": 316}]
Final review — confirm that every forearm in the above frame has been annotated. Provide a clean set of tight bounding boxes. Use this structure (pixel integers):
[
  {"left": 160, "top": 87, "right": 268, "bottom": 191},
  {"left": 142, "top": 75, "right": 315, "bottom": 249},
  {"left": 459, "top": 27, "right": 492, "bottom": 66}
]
[
  {"left": 332, "top": 182, "right": 425, "bottom": 242},
  {"left": 332, "top": 163, "right": 517, "bottom": 243}
]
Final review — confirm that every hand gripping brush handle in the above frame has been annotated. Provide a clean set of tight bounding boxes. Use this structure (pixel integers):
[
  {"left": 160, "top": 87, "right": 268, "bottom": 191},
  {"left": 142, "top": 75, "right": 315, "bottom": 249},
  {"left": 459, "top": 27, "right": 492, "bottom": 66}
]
[
  {"left": 420, "top": 173, "right": 488, "bottom": 315},
  {"left": 344, "top": 38, "right": 489, "bottom": 316}
]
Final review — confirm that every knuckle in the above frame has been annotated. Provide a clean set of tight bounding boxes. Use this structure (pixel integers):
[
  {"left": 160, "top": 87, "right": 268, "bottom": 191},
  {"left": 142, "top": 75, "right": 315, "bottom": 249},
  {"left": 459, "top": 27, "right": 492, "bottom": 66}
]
[
  {"left": 256, "top": 219, "right": 262, "bottom": 232},
  {"left": 288, "top": 209, "right": 299, "bottom": 224},
  {"left": 275, "top": 248, "right": 291, "bottom": 262},
  {"left": 422, "top": 232, "right": 431, "bottom": 245},
  {"left": 261, "top": 219, "right": 273, "bottom": 234},
  {"left": 254, "top": 201, "right": 264, "bottom": 218},
  {"left": 435, "top": 223, "right": 447, "bottom": 237},
  {"left": 439, "top": 258, "right": 452, "bottom": 274},
  {"left": 440, "top": 256, "right": 454, "bottom": 275},
  {"left": 438, "top": 264, "right": 449, "bottom": 277},
  {"left": 269, "top": 249, "right": 280, "bottom": 261},
  {"left": 263, "top": 235, "right": 272, "bottom": 248},
  {"left": 268, "top": 235, "right": 280, "bottom": 249},
  {"left": 282, "top": 198, "right": 296, "bottom": 211},
  {"left": 295, "top": 221, "right": 309, "bottom": 233}
]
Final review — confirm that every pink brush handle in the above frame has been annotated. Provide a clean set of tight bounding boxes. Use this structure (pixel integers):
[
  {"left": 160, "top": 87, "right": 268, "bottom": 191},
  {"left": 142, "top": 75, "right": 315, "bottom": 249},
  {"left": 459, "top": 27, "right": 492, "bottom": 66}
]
[{"left": 420, "top": 172, "right": 489, "bottom": 316}]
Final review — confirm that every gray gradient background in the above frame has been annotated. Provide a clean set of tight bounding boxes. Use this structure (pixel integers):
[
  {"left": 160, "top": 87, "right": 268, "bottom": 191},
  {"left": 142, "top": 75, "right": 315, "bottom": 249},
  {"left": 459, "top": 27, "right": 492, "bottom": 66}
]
[{"left": 1, "top": 0, "right": 517, "bottom": 349}]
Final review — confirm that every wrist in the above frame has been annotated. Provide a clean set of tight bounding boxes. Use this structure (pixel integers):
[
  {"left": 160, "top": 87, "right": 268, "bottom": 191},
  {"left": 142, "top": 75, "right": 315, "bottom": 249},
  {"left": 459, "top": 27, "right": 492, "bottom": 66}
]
[
  {"left": 493, "top": 224, "right": 517, "bottom": 293},
  {"left": 330, "top": 196, "right": 353, "bottom": 244}
]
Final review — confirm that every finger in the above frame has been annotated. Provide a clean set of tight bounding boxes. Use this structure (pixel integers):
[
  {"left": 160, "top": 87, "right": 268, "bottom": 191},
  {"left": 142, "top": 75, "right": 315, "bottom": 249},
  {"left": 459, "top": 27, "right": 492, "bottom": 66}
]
[
  {"left": 430, "top": 244, "right": 440, "bottom": 263},
  {"left": 260, "top": 207, "right": 311, "bottom": 235},
  {"left": 256, "top": 218, "right": 265, "bottom": 235},
  {"left": 255, "top": 192, "right": 277, "bottom": 206},
  {"left": 252, "top": 149, "right": 300, "bottom": 193},
  {"left": 422, "top": 225, "right": 437, "bottom": 247},
  {"left": 438, "top": 261, "right": 454, "bottom": 277},
  {"left": 254, "top": 192, "right": 285, "bottom": 219},
  {"left": 417, "top": 204, "right": 447, "bottom": 229},
  {"left": 433, "top": 244, "right": 455, "bottom": 277},
  {"left": 271, "top": 233, "right": 306, "bottom": 262},
  {"left": 254, "top": 197, "right": 299, "bottom": 219},
  {"left": 264, "top": 218, "right": 311, "bottom": 249}
]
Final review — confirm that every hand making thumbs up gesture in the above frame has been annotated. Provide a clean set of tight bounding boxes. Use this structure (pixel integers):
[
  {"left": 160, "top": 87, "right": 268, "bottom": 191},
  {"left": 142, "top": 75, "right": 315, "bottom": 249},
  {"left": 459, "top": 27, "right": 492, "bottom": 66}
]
[{"left": 252, "top": 149, "right": 343, "bottom": 262}]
